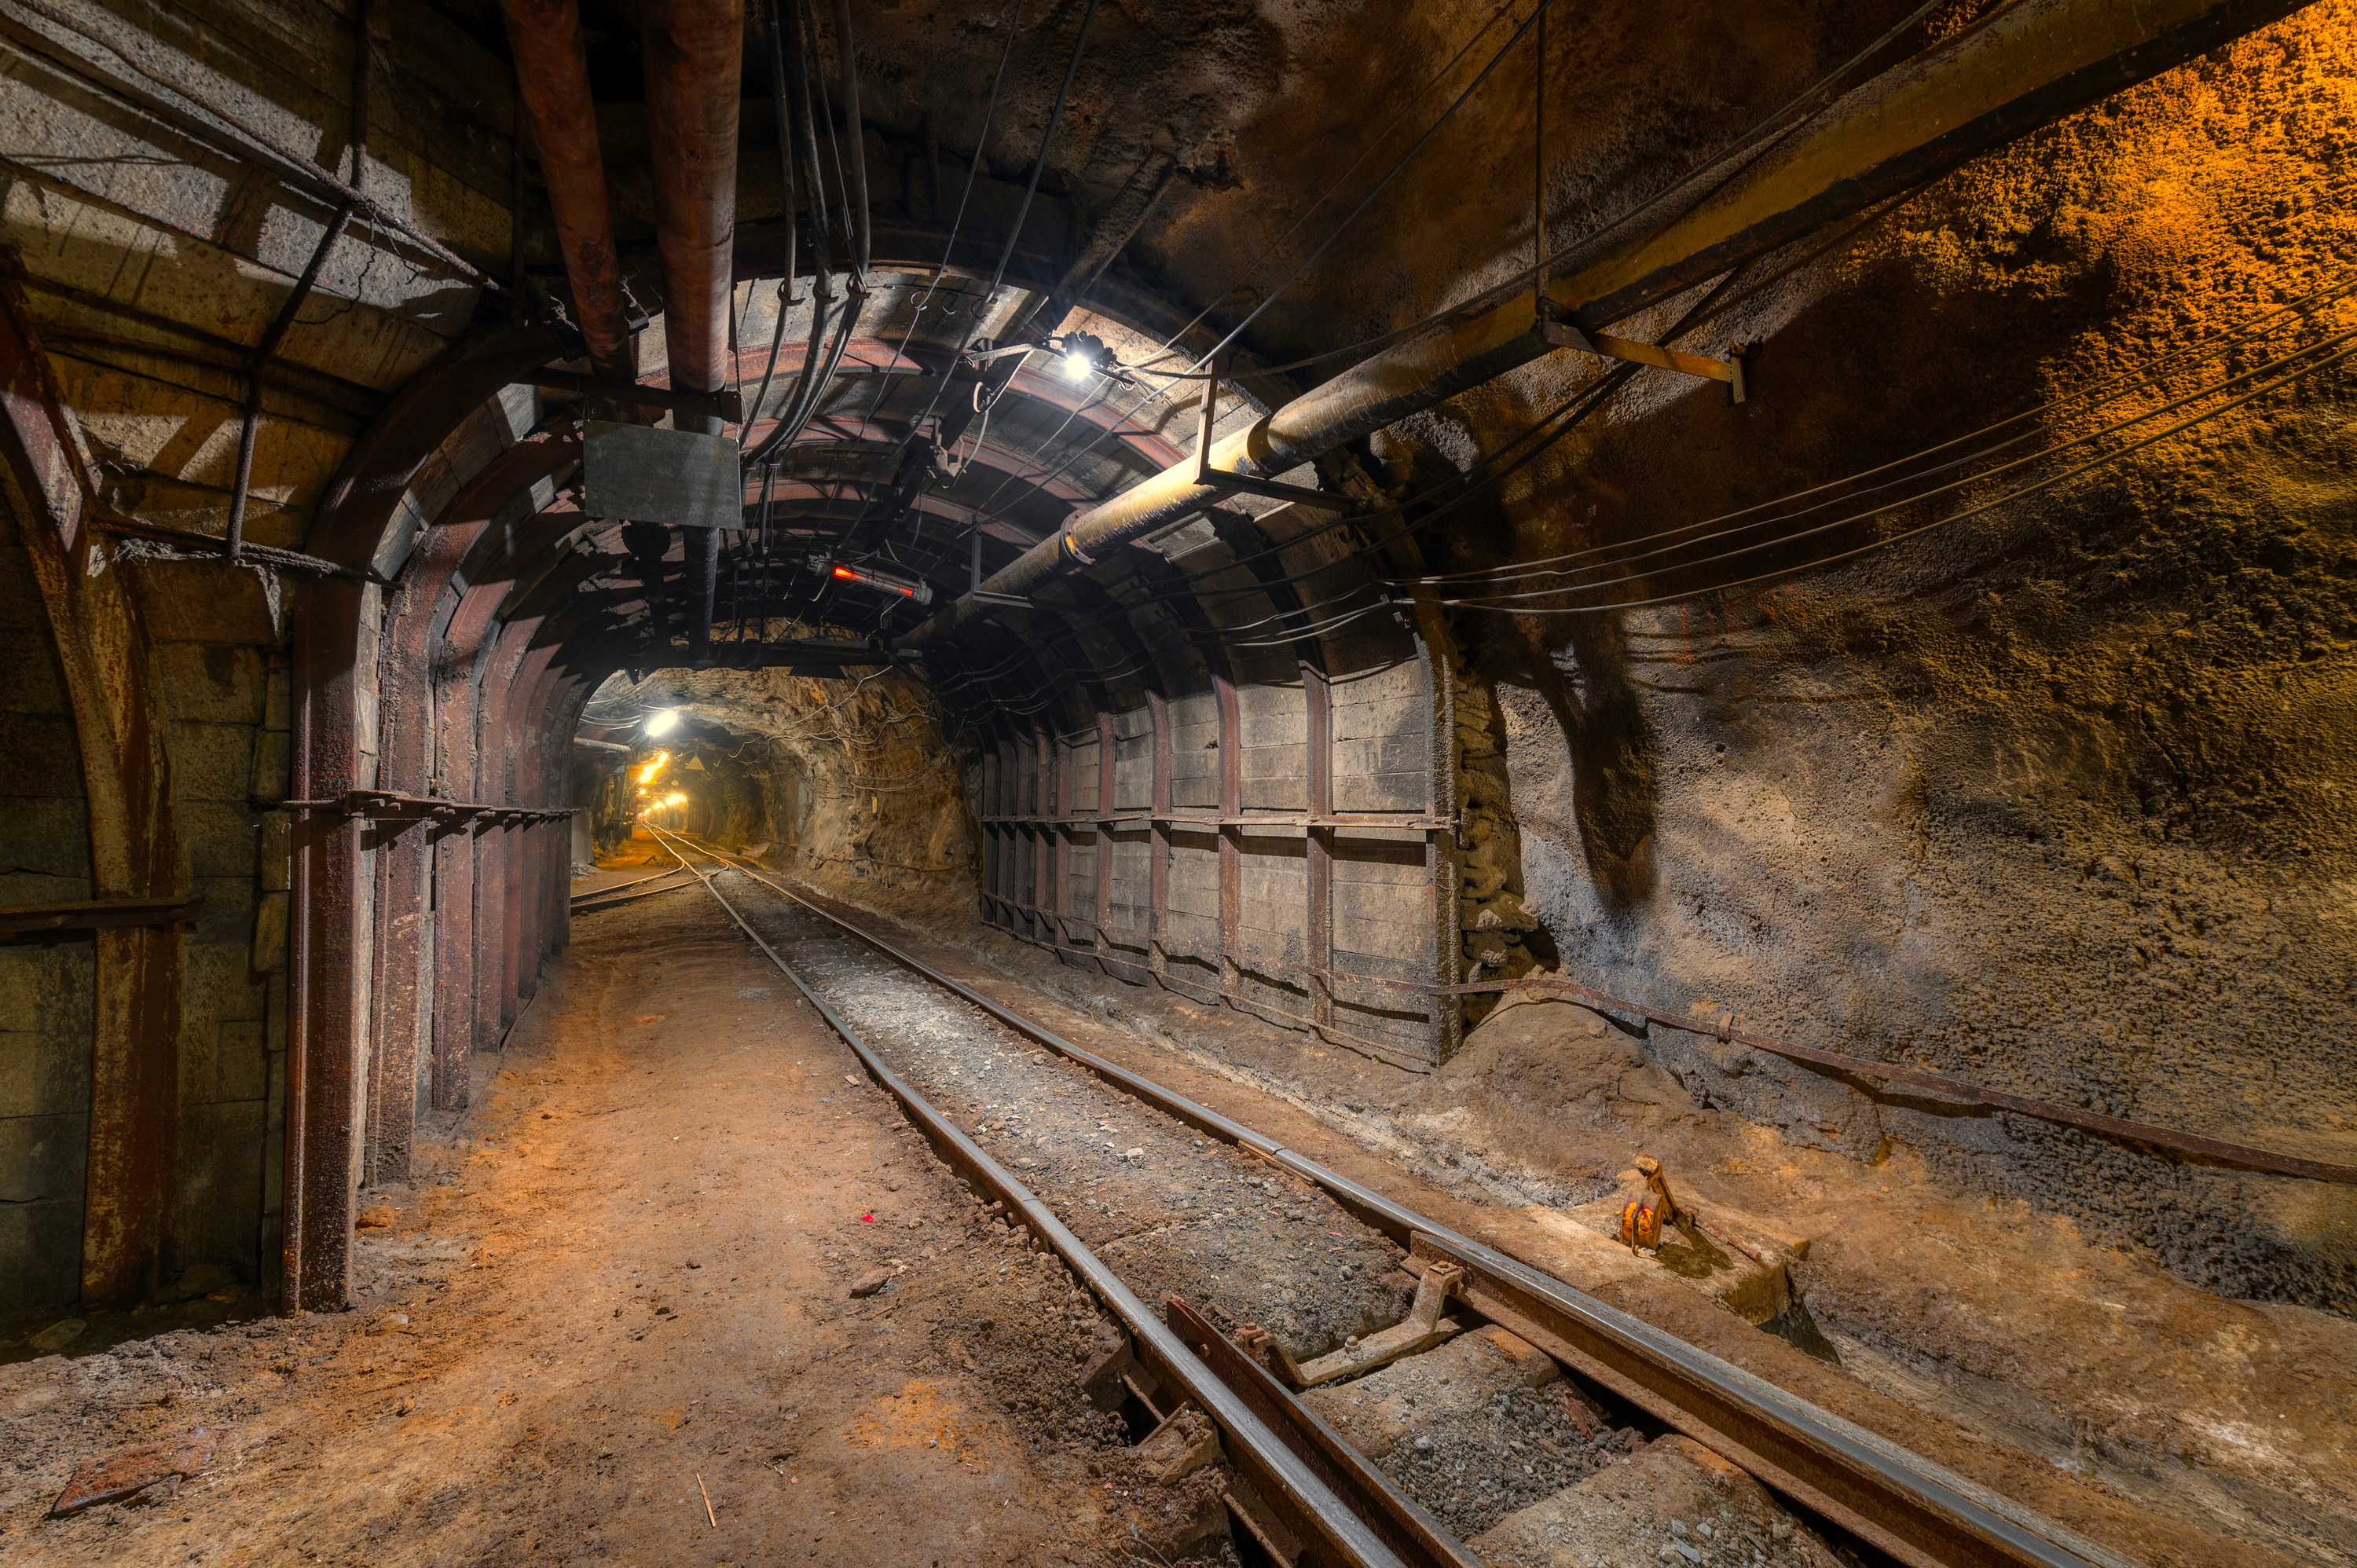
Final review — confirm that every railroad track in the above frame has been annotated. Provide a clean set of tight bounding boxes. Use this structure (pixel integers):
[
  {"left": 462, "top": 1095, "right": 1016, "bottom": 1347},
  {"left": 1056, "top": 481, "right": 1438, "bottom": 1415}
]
[{"left": 640, "top": 827, "right": 2139, "bottom": 1568}]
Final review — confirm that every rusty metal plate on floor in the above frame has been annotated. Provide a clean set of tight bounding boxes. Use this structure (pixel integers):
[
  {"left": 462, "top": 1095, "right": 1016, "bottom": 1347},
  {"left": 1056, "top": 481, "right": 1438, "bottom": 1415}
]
[{"left": 582, "top": 420, "right": 741, "bottom": 529}]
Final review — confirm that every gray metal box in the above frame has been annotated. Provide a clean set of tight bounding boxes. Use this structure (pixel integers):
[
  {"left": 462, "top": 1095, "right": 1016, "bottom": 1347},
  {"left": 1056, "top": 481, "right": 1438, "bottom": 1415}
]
[{"left": 582, "top": 420, "right": 742, "bottom": 529}]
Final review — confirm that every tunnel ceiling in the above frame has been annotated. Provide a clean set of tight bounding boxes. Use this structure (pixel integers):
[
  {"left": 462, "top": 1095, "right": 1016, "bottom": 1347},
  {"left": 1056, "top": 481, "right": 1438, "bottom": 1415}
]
[
  {"left": 16, "top": 0, "right": 2308, "bottom": 744},
  {"left": 282, "top": 0, "right": 2129, "bottom": 739}
]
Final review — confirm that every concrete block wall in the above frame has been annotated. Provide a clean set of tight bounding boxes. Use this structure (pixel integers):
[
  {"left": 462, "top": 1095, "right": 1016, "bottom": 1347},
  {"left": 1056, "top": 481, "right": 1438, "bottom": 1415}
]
[{"left": 135, "top": 566, "right": 289, "bottom": 1289}]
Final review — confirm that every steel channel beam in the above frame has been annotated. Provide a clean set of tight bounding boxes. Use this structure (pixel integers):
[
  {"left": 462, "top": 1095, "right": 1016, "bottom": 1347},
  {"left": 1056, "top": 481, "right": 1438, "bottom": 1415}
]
[
  {"left": 1215, "top": 660, "right": 1242, "bottom": 1009},
  {"left": 1417, "top": 606, "right": 1458, "bottom": 1064},
  {"left": 288, "top": 577, "right": 369, "bottom": 1311},
  {"left": 645, "top": 832, "right": 1407, "bottom": 1568},
  {"left": 688, "top": 852, "right": 2133, "bottom": 1568},
  {"left": 1305, "top": 662, "right": 1334, "bottom": 1033},
  {"left": 1094, "top": 709, "right": 1116, "bottom": 969},
  {"left": 1147, "top": 687, "right": 1172, "bottom": 988}
]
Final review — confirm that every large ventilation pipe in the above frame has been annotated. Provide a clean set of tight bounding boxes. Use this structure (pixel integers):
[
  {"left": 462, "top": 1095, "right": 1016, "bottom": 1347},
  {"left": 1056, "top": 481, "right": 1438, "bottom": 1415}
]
[
  {"left": 902, "top": 0, "right": 2316, "bottom": 650},
  {"left": 499, "top": 0, "right": 635, "bottom": 380},
  {"left": 642, "top": 0, "right": 745, "bottom": 668}
]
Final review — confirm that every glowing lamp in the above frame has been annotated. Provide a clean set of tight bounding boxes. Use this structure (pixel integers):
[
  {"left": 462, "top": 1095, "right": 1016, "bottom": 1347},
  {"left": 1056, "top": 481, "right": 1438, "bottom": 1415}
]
[
  {"left": 809, "top": 555, "right": 934, "bottom": 606},
  {"left": 644, "top": 708, "right": 680, "bottom": 738}
]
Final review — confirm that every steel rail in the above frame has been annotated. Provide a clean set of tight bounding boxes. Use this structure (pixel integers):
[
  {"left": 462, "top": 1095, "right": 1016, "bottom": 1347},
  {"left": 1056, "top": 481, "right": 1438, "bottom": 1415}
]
[
  {"left": 640, "top": 827, "right": 1411, "bottom": 1568},
  {"left": 649, "top": 833, "right": 2144, "bottom": 1568},
  {"left": 569, "top": 865, "right": 697, "bottom": 903}
]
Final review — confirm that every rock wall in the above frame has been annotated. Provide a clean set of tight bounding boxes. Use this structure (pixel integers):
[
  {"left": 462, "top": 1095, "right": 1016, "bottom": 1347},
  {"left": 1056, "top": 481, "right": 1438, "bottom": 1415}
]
[
  {"left": 1430, "top": 13, "right": 2357, "bottom": 1310},
  {"left": 595, "top": 658, "right": 977, "bottom": 915}
]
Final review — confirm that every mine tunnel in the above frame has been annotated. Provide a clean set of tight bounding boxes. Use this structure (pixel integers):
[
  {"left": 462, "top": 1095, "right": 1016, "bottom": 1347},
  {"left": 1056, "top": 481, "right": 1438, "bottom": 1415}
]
[{"left": 2, "top": 0, "right": 2352, "bottom": 1563}]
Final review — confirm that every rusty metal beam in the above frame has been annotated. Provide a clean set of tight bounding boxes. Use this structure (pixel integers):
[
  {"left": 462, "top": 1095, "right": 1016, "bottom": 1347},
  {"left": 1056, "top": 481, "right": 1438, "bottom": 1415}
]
[
  {"left": 904, "top": 0, "right": 2320, "bottom": 647},
  {"left": 1146, "top": 686, "right": 1171, "bottom": 989},
  {"left": 1215, "top": 660, "right": 1242, "bottom": 1009},
  {"left": 1094, "top": 708, "right": 1116, "bottom": 966},
  {"left": 641, "top": 0, "right": 743, "bottom": 667},
  {"left": 288, "top": 574, "right": 369, "bottom": 1311},
  {"left": 0, "top": 258, "right": 185, "bottom": 1310},
  {"left": 0, "top": 897, "right": 203, "bottom": 936},
  {"left": 287, "top": 322, "right": 567, "bottom": 1312},
  {"left": 226, "top": 0, "right": 372, "bottom": 564},
  {"left": 519, "top": 368, "right": 743, "bottom": 421}
]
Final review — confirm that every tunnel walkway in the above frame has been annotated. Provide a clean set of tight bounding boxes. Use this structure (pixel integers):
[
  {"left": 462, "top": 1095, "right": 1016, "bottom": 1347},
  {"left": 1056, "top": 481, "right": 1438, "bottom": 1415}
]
[{"left": 1, "top": 889, "right": 1123, "bottom": 1565}]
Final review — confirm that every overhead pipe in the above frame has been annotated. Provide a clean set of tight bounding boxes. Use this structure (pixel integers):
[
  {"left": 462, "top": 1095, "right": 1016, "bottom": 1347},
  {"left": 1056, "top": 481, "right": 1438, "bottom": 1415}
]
[
  {"left": 900, "top": 0, "right": 2318, "bottom": 650},
  {"left": 498, "top": 0, "right": 636, "bottom": 379},
  {"left": 641, "top": 0, "right": 746, "bottom": 666}
]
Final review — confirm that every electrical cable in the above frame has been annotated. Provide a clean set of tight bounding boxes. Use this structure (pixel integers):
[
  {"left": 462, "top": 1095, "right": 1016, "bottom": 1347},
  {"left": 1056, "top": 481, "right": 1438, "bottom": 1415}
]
[
  {"left": 1413, "top": 278, "right": 2357, "bottom": 590},
  {"left": 963, "top": 0, "right": 1959, "bottom": 547},
  {"left": 829, "top": 0, "right": 871, "bottom": 279},
  {"left": 740, "top": 0, "right": 805, "bottom": 439},
  {"left": 823, "top": 0, "right": 1101, "bottom": 555},
  {"left": 917, "top": 279, "right": 2357, "bottom": 711},
  {"left": 1425, "top": 329, "right": 2357, "bottom": 613}
]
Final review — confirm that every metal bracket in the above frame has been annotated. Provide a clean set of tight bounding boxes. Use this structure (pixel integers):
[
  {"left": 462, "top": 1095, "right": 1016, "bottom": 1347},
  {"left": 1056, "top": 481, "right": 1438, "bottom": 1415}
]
[
  {"left": 1194, "top": 358, "right": 1354, "bottom": 512},
  {"left": 1535, "top": 304, "right": 1747, "bottom": 404},
  {"left": 521, "top": 368, "right": 745, "bottom": 423}
]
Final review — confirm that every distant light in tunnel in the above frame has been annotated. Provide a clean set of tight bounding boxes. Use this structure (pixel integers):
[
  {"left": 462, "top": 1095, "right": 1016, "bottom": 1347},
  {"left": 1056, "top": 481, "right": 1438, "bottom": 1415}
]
[
  {"left": 665, "top": 792, "right": 686, "bottom": 807},
  {"left": 636, "top": 752, "right": 669, "bottom": 784},
  {"left": 644, "top": 709, "right": 680, "bottom": 738}
]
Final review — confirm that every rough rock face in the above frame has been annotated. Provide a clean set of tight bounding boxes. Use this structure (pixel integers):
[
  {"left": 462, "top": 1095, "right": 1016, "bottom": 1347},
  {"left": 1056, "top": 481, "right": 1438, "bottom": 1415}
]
[
  {"left": 594, "top": 657, "right": 975, "bottom": 913},
  {"left": 1441, "top": 12, "right": 2357, "bottom": 1309}
]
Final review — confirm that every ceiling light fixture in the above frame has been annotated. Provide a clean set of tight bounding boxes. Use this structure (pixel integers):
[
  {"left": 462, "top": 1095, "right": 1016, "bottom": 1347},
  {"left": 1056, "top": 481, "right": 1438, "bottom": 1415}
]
[{"left": 809, "top": 555, "right": 934, "bottom": 606}]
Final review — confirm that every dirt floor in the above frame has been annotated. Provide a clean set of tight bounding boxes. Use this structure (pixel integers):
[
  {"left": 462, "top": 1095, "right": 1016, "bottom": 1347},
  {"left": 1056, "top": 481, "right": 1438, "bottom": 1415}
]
[
  {"left": 0, "top": 880, "right": 1178, "bottom": 1566},
  {"left": 4, "top": 852, "right": 2351, "bottom": 1568}
]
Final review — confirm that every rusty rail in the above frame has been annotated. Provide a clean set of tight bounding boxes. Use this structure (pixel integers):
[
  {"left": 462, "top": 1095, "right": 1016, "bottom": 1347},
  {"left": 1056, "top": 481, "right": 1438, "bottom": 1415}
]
[
  {"left": 1164, "top": 1294, "right": 1482, "bottom": 1568},
  {"left": 643, "top": 828, "right": 1411, "bottom": 1568},
  {"left": 644, "top": 835, "right": 2143, "bottom": 1568}
]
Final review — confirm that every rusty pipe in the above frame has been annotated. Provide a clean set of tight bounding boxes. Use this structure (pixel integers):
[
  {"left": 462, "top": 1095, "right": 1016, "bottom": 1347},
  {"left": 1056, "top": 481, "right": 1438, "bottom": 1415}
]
[
  {"left": 499, "top": 0, "right": 634, "bottom": 380},
  {"left": 642, "top": 0, "right": 745, "bottom": 400},
  {"left": 642, "top": 0, "right": 744, "bottom": 668},
  {"left": 900, "top": 0, "right": 2318, "bottom": 650}
]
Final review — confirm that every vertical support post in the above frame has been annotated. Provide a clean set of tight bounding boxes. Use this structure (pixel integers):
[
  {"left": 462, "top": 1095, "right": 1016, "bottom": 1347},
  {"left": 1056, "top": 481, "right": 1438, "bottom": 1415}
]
[
  {"left": 1023, "top": 727, "right": 1043, "bottom": 942},
  {"left": 1050, "top": 731, "right": 1072, "bottom": 951},
  {"left": 430, "top": 628, "right": 478, "bottom": 1112},
  {"left": 288, "top": 577, "right": 370, "bottom": 1311},
  {"left": 1414, "top": 609, "right": 1461, "bottom": 1064},
  {"left": 1303, "top": 661, "right": 1333, "bottom": 1032},
  {"left": 997, "top": 733, "right": 1019, "bottom": 932},
  {"left": 0, "top": 266, "right": 185, "bottom": 1310},
  {"left": 1215, "top": 663, "right": 1241, "bottom": 1009},
  {"left": 1146, "top": 687, "right": 1171, "bottom": 988},
  {"left": 1094, "top": 708, "right": 1115, "bottom": 967},
  {"left": 979, "top": 743, "right": 999, "bottom": 925}
]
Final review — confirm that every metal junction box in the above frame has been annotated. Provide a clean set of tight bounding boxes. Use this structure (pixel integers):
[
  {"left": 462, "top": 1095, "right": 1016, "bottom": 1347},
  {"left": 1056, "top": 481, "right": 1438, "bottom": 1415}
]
[{"left": 582, "top": 420, "right": 742, "bottom": 529}]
